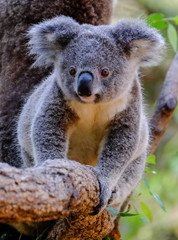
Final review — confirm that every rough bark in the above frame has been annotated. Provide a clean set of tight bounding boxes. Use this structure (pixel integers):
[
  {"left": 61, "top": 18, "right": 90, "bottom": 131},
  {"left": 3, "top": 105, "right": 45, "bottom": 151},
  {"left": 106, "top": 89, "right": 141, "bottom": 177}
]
[{"left": 0, "top": 159, "right": 114, "bottom": 239}]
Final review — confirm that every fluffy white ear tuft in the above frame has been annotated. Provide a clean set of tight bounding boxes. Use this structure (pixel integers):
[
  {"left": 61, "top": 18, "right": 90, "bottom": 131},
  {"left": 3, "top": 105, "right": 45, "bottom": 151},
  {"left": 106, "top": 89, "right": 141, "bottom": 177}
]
[
  {"left": 111, "top": 19, "right": 165, "bottom": 66},
  {"left": 28, "top": 16, "right": 80, "bottom": 67}
]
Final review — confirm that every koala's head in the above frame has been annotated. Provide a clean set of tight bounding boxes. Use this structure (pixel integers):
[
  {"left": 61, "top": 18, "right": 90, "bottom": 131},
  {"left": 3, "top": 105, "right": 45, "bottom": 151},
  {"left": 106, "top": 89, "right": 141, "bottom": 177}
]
[{"left": 28, "top": 16, "right": 164, "bottom": 103}]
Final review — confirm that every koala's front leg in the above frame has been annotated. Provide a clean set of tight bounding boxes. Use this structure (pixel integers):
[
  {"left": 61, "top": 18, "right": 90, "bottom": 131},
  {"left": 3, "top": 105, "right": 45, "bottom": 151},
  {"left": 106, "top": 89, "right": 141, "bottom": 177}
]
[
  {"left": 93, "top": 98, "right": 142, "bottom": 214},
  {"left": 31, "top": 89, "right": 74, "bottom": 165},
  {"left": 108, "top": 152, "right": 146, "bottom": 210}
]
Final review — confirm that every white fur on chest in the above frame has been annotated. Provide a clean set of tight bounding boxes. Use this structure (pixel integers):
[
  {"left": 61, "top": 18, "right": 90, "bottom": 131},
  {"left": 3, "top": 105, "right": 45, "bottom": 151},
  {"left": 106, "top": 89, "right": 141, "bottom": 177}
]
[{"left": 67, "top": 96, "right": 128, "bottom": 166}]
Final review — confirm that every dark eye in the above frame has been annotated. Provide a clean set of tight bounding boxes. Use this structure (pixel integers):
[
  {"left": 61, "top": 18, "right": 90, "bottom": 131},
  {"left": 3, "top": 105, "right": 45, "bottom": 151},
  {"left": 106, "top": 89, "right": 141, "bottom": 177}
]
[
  {"left": 101, "top": 68, "right": 110, "bottom": 77},
  {"left": 69, "top": 67, "right": 76, "bottom": 76}
]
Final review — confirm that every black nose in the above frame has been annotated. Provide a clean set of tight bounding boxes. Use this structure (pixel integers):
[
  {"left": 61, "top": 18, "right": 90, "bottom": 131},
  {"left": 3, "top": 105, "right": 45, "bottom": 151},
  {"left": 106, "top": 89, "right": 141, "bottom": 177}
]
[{"left": 77, "top": 72, "right": 93, "bottom": 97}]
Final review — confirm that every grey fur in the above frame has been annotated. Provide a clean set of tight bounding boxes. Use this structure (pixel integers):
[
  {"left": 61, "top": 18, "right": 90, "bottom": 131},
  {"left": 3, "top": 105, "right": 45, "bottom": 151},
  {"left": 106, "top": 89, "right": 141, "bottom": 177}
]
[{"left": 18, "top": 16, "right": 165, "bottom": 212}]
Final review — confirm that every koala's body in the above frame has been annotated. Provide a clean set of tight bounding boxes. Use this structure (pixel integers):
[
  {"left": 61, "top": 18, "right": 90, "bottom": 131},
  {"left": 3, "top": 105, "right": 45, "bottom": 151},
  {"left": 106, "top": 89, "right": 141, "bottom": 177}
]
[{"left": 17, "top": 16, "right": 164, "bottom": 213}]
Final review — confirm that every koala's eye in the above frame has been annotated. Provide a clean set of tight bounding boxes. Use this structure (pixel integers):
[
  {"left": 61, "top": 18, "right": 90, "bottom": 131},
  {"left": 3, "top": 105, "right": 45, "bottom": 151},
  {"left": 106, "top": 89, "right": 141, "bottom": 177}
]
[
  {"left": 101, "top": 68, "right": 110, "bottom": 77},
  {"left": 69, "top": 67, "right": 76, "bottom": 76}
]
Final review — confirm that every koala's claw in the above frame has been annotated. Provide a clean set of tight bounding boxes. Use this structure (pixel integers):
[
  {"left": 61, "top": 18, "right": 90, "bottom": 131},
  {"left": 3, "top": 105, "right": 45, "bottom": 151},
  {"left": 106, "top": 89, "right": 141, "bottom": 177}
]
[
  {"left": 92, "top": 199, "right": 105, "bottom": 215},
  {"left": 91, "top": 177, "right": 112, "bottom": 215},
  {"left": 91, "top": 178, "right": 121, "bottom": 215}
]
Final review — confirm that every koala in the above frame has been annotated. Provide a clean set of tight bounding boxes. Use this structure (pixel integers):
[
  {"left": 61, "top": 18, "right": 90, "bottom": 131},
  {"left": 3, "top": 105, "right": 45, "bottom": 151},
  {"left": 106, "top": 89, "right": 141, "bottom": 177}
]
[
  {"left": 17, "top": 16, "right": 164, "bottom": 214},
  {"left": 0, "top": 0, "right": 114, "bottom": 168}
]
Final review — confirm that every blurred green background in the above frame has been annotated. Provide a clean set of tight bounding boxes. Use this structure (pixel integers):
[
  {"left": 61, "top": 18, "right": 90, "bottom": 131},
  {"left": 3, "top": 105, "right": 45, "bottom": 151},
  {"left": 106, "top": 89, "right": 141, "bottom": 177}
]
[{"left": 112, "top": 0, "right": 178, "bottom": 239}]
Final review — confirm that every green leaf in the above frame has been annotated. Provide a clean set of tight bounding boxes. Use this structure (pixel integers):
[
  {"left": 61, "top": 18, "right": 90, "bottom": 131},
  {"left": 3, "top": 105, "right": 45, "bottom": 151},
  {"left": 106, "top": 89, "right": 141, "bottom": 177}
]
[
  {"left": 119, "top": 212, "right": 138, "bottom": 217},
  {"left": 145, "top": 167, "right": 157, "bottom": 174},
  {"left": 142, "top": 178, "right": 151, "bottom": 191},
  {"left": 106, "top": 207, "right": 118, "bottom": 216},
  {"left": 173, "top": 16, "right": 178, "bottom": 25},
  {"left": 141, "top": 202, "right": 152, "bottom": 222},
  {"left": 145, "top": 167, "right": 152, "bottom": 173},
  {"left": 147, "top": 13, "right": 168, "bottom": 29},
  {"left": 146, "top": 155, "right": 156, "bottom": 165},
  {"left": 147, "top": 13, "right": 164, "bottom": 22},
  {"left": 142, "top": 178, "right": 166, "bottom": 212},
  {"left": 167, "top": 24, "right": 178, "bottom": 52},
  {"left": 151, "top": 21, "right": 168, "bottom": 30},
  {"left": 138, "top": 217, "right": 149, "bottom": 222},
  {"left": 151, "top": 191, "right": 166, "bottom": 212}
]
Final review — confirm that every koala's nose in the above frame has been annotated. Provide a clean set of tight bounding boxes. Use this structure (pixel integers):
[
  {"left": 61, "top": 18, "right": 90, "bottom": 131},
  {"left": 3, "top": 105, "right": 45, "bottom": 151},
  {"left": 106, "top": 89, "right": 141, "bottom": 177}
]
[{"left": 77, "top": 72, "right": 93, "bottom": 97}]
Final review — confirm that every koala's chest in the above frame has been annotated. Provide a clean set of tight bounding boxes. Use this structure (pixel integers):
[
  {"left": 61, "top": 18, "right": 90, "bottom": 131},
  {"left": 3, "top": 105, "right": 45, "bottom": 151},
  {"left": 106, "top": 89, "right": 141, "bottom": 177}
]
[
  {"left": 67, "top": 112, "right": 108, "bottom": 166},
  {"left": 68, "top": 106, "right": 108, "bottom": 166},
  {"left": 67, "top": 98, "right": 127, "bottom": 166}
]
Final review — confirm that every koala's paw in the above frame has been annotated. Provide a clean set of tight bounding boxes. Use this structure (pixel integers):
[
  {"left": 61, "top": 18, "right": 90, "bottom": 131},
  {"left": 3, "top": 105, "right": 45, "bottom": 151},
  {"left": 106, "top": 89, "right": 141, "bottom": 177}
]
[
  {"left": 91, "top": 171, "right": 123, "bottom": 215},
  {"left": 108, "top": 186, "right": 121, "bottom": 207},
  {"left": 92, "top": 179, "right": 112, "bottom": 215}
]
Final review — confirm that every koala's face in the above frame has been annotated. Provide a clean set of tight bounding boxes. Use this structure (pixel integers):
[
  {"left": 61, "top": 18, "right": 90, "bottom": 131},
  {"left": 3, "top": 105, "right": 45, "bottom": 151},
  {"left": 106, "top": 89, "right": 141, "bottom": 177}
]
[
  {"left": 56, "top": 31, "right": 130, "bottom": 103},
  {"left": 29, "top": 16, "right": 164, "bottom": 103}
]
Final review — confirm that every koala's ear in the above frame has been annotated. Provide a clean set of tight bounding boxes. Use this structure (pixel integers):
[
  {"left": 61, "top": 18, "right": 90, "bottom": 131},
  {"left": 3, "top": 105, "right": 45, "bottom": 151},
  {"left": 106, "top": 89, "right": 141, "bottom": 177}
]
[
  {"left": 28, "top": 16, "right": 80, "bottom": 67},
  {"left": 111, "top": 19, "right": 165, "bottom": 66}
]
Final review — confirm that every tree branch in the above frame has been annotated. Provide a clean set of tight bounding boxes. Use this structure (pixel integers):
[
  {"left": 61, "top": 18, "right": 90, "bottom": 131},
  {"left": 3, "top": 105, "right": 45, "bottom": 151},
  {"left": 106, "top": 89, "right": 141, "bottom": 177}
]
[
  {"left": 0, "top": 160, "right": 113, "bottom": 238},
  {"left": 0, "top": 160, "right": 96, "bottom": 222},
  {"left": 149, "top": 53, "right": 178, "bottom": 155}
]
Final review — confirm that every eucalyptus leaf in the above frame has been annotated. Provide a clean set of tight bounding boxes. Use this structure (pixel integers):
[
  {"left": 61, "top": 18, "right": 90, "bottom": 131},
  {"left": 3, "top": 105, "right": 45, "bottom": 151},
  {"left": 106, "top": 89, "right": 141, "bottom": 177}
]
[
  {"left": 145, "top": 167, "right": 152, "bottom": 173},
  {"left": 145, "top": 167, "right": 157, "bottom": 174},
  {"left": 142, "top": 178, "right": 166, "bottom": 212},
  {"left": 141, "top": 202, "right": 152, "bottom": 222},
  {"left": 142, "top": 178, "right": 151, "bottom": 191},
  {"left": 119, "top": 212, "right": 138, "bottom": 217},
  {"left": 138, "top": 217, "right": 149, "bottom": 222},
  {"left": 173, "top": 16, "right": 178, "bottom": 25},
  {"left": 147, "top": 13, "right": 168, "bottom": 29},
  {"left": 167, "top": 24, "right": 178, "bottom": 52},
  {"left": 151, "top": 191, "right": 166, "bottom": 212},
  {"left": 146, "top": 155, "right": 156, "bottom": 165},
  {"left": 147, "top": 13, "right": 164, "bottom": 22},
  {"left": 106, "top": 207, "right": 119, "bottom": 216},
  {"left": 151, "top": 21, "right": 168, "bottom": 30}
]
